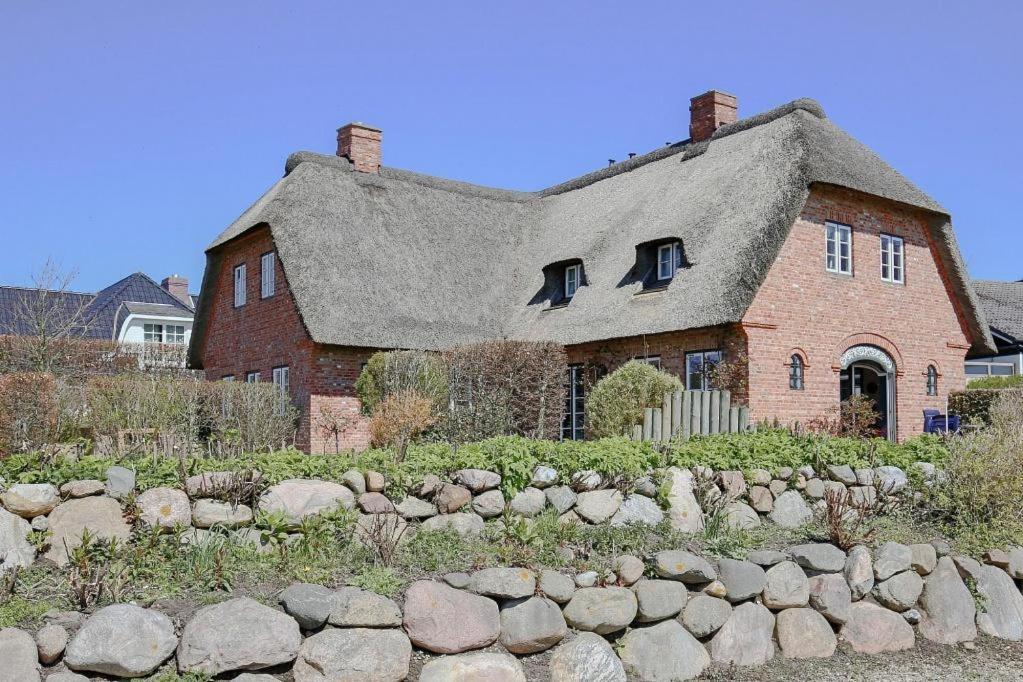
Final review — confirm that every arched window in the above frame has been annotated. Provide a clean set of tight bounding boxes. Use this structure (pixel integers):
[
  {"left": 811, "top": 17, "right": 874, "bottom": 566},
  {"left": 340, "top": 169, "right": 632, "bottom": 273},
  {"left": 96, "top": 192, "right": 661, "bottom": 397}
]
[
  {"left": 789, "top": 354, "right": 804, "bottom": 390},
  {"left": 926, "top": 365, "right": 938, "bottom": 396}
]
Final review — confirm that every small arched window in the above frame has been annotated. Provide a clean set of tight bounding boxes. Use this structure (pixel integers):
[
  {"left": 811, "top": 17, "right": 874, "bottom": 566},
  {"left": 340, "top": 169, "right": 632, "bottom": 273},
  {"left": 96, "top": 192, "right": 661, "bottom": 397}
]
[
  {"left": 789, "top": 354, "right": 804, "bottom": 390},
  {"left": 926, "top": 365, "right": 938, "bottom": 396}
]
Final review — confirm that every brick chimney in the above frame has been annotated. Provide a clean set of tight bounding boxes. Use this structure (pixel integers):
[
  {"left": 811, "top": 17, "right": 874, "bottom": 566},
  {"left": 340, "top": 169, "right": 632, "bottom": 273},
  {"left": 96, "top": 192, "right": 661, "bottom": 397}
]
[
  {"left": 336, "top": 122, "right": 382, "bottom": 174},
  {"left": 161, "top": 275, "right": 190, "bottom": 306},
  {"left": 689, "top": 90, "right": 738, "bottom": 143}
]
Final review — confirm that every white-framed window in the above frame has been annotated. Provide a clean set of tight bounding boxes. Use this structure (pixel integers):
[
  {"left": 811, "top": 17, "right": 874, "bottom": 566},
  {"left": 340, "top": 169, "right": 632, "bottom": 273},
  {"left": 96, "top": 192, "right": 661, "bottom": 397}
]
[
  {"left": 880, "top": 234, "right": 904, "bottom": 284},
  {"left": 222, "top": 375, "right": 235, "bottom": 382},
  {"left": 233, "top": 263, "right": 247, "bottom": 307},
  {"left": 564, "top": 263, "right": 581, "bottom": 299},
  {"left": 272, "top": 366, "right": 290, "bottom": 415},
  {"left": 143, "top": 323, "right": 163, "bottom": 343},
  {"left": 246, "top": 371, "right": 261, "bottom": 383},
  {"left": 261, "top": 252, "right": 276, "bottom": 298},
  {"left": 562, "top": 364, "right": 586, "bottom": 441},
  {"left": 634, "top": 355, "right": 662, "bottom": 370},
  {"left": 657, "top": 242, "right": 682, "bottom": 281},
  {"left": 685, "top": 350, "right": 722, "bottom": 391},
  {"left": 926, "top": 365, "right": 938, "bottom": 396},
  {"left": 165, "top": 325, "right": 185, "bottom": 344},
  {"left": 826, "top": 222, "right": 852, "bottom": 275}
]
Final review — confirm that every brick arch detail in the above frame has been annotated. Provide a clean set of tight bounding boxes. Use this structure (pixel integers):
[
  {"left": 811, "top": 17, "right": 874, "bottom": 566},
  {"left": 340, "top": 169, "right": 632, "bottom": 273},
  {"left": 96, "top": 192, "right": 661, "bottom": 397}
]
[
  {"left": 922, "top": 359, "right": 942, "bottom": 376},
  {"left": 785, "top": 347, "right": 810, "bottom": 368},
  {"left": 833, "top": 333, "right": 905, "bottom": 376}
]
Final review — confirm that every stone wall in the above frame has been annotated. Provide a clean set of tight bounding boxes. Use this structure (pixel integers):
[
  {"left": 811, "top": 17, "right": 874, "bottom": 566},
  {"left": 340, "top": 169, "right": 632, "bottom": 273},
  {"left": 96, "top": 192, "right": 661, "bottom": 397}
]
[{"left": 3, "top": 459, "right": 1023, "bottom": 680}]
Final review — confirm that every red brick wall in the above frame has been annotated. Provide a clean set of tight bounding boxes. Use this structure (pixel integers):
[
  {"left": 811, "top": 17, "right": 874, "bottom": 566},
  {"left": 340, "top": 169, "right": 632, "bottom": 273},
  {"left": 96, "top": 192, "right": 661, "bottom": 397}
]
[
  {"left": 195, "top": 226, "right": 376, "bottom": 452},
  {"left": 565, "top": 325, "right": 747, "bottom": 399},
  {"left": 741, "top": 185, "right": 971, "bottom": 440}
]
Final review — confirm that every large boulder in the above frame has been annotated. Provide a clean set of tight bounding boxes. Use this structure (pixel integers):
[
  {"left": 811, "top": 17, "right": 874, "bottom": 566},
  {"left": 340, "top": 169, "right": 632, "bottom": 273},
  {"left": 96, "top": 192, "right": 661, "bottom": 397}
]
[
  {"left": 562, "top": 587, "right": 638, "bottom": 635},
  {"left": 610, "top": 494, "right": 663, "bottom": 526},
  {"left": 762, "top": 561, "right": 809, "bottom": 609},
  {"left": 395, "top": 495, "right": 438, "bottom": 520},
  {"left": 723, "top": 501, "right": 761, "bottom": 530},
  {"left": 0, "top": 628, "right": 40, "bottom": 682},
  {"left": 402, "top": 581, "right": 499, "bottom": 653},
  {"left": 540, "top": 569, "right": 576, "bottom": 604},
  {"left": 292, "top": 628, "right": 411, "bottom": 682},
  {"left": 545, "top": 486, "right": 577, "bottom": 514},
  {"left": 789, "top": 543, "right": 847, "bottom": 573},
  {"left": 452, "top": 469, "right": 502, "bottom": 493},
  {"left": 953, "top": 556, "right": 1023, "bottom": 641},
  {"left": 65, "top": 604, "right": 177, "bottom": 677},
  {"left": 844, "top": 545, "right": 874, "bottom": 600},
  {"left": 775, "top": 608, "right": 836, "bottom": 659},
  {"left": 717, "top": 558, "right": 766, "bottom": 603},
  {"left": 709, "top": 602, "right": 775, "bottom": 666},
  {"left": 681, "top": 595, "right": 732, "bottom": 638},
  {"left": 550, "top": 632, "right": 626, "bottom": 682},
  {"left": 258, "top": 479, "right": 354, "bottom": 528},
  {"left": 618, "top": 620, "right": 710, "bottom": 681},
  {"left": 509, "top": 487, "right": 547, "bottom": 517},
  {"left": 471, "top": 490, "right": 506, "bottom": 518},
  {"left": 839, "top": 601, "right": 915, "bottom": 654},
  {"left": 176, "top": 597, "right": 302, "bottom": 675},
  {"left": 768, "top": 491, "right": 812, "bottom": 528},
  {"left": 574, "top": 490, "right": 622, "bottom": 524},
  {"left": 420, "top": 652, "right": 525, "bottom": 682},
  {"left": 665, "top": 467, "right": 704, "bottom": 533},
  {"left": 470, "top": 567, "right": 536, "bottom": 599},
  {"left": 874, "top": 465, "right": 908, "bottom": 492},
  {"left": 434, "top": 484, "right": 472, "bottom": 514},
  {"left": 499, "top": 596, "right": 567, "bottom": 653},
  {"left": 808, "top": 573, "right": 852, "bottom": 624},
  {"left": 137, "top": 487, "right": 192, "bottom": 531},
  {"left": 633, "top": 579, "right": 687, "bottom": 622},
  {"left": 0, "top": 507, "right": 35, "bottom": 572},
  {"left": 917, "top": 556, "right": 977, "bottom": 644},
  {"left": 1, "top": 483, "right": 59, "bottom": 518},
  {"left": 874, "top": 542, "right": 913, "bottom": 581},
  {"left": 105, "top": 466, "right": 135, "bottom": 499},
  {"left": 191, "top": 499, "right": 253, "bottom": 528},
  {"left": 327, "top": 587, "right": 402, "bottom": 627},
  {"left": 873, "top": 570, "right": 924, "bottom": 612},
  {"left": 44, "top": 497, "right": 131, "bottom": 566},
  {"left": 652, "top": 550, "right": 716, "bottom": 583},
  {"left": 279, "top": 582, "right": 335, "bottom": 629},
  {"left": 421, "top": 512, "right": 484, "bottom": 537}
]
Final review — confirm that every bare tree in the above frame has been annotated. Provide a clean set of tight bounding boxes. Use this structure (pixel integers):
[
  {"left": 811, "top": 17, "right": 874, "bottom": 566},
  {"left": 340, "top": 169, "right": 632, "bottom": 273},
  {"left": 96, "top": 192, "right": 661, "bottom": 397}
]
[{"left": 1, "top": 260, "right": 97, "bottom": 376}]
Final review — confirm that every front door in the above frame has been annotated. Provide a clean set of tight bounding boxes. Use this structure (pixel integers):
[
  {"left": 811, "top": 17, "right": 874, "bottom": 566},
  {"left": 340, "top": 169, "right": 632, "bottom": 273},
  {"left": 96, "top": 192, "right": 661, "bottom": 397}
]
[{"left": 839, "top": 361, "right": 894, "bottom": 439}]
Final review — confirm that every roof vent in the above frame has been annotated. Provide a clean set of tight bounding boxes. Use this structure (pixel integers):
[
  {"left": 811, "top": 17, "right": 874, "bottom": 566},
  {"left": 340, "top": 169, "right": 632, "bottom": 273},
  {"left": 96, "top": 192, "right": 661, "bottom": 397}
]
[
  {"left": 336, "top": 122, "right": 382, "bottom": 174},
  {"left": 689, "top": 90, "right": 738, "bottom": 143}
]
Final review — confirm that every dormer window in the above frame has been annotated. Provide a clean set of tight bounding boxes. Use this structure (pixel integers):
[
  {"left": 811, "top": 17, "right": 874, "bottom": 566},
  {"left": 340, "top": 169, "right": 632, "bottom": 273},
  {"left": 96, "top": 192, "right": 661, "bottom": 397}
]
[
  {"left": 565, "top": 263, "right": 582, "bottom": 299},
  {"left": 657, "top": 242, "right": 682, "bottom": 281}
]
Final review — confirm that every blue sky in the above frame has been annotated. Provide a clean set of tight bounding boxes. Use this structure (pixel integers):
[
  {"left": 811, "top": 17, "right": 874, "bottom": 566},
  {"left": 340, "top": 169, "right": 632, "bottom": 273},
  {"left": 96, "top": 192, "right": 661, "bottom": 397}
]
[{"left": 1, "top": 1, "right": 1020, "bottom": 293}]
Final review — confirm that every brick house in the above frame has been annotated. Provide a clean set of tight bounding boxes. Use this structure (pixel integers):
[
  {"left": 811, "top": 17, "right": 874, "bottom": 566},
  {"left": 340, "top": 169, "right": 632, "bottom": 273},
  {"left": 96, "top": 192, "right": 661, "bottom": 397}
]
[{"left": 189, "top": 92, "right": 993, "bottom": 451}]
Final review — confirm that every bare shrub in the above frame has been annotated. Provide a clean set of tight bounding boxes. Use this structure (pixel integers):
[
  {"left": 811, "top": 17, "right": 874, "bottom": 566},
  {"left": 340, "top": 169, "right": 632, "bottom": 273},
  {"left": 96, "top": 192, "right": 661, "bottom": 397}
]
[
  {"left": 806, "top": 394, "right": 882, "bottom": 439},
  {"left": 821, "top": 487, "right": 889, "bottom": 551},
  {"left": 369, "top": 391, "right": 437, "bottom": 462},
  {"left": 356, "top": 513, "right": 410, "bottom": 567},
  {"left": 0, "top": 372, "right": 58, "bottom": 454},
  {"left": 355, "top": 350, "right": 448, "bottom": 415},
  {"left": 315, "top": 402, "right": 360, "bottom": 454}
]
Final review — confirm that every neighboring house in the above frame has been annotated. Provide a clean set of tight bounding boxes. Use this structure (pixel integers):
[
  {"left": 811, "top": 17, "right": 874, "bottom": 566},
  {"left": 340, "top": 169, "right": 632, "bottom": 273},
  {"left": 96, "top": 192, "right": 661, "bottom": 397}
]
[
  {"left": 189, "top": 91, "right": 993, "bottom": 451},
  {"left": 0, "top": 272, "right": 196, "bottom": 362},
  {"left": 966, "top": 280, "right": 1023, "bottom": 377}
]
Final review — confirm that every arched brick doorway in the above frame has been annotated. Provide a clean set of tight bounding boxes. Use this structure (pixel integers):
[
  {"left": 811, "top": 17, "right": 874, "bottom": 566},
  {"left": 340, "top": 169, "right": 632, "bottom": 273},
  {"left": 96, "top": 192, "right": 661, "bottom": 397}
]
[{"left": 839, "top": 344, "right": 897, "bottom": 441}]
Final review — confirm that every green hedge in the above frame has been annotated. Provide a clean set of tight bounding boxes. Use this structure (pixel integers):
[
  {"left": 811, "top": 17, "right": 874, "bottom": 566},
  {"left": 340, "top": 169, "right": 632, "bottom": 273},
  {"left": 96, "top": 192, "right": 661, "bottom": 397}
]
[
  {"left": 949, "top": 388, "right": 1023, "bottom": 426},
  {"left": 0, "top": 430, "right": 948, "bottom": 498},
  {"left": 966, "top": 375, "right": 1023, "bottom": 389}
]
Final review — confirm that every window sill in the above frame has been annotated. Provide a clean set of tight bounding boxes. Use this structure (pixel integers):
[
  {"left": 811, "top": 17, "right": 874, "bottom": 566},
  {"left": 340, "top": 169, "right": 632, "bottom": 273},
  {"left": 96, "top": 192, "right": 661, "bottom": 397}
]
[
  {"left": 824, "top": 270, "right": 853, "bottom": 278},
  {"left": 635, "top": 285, "right": 669, "bottom": 296},
  {"left": 544, "top": 301, "right": 571, "bottom": 311}
]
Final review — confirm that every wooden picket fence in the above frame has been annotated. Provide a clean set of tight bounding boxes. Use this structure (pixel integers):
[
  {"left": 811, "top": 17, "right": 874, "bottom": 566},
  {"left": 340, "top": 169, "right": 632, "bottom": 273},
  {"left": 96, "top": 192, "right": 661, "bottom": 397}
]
[{"left": 630, "top": 389, "right": 750, "bottom": 442}]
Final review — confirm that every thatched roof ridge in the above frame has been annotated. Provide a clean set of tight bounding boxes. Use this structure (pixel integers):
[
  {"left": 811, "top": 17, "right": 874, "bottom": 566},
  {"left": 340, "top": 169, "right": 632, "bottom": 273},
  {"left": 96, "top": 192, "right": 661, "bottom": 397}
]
[{"left": 189, "top": 98, "right": 994, "bottom": 367}]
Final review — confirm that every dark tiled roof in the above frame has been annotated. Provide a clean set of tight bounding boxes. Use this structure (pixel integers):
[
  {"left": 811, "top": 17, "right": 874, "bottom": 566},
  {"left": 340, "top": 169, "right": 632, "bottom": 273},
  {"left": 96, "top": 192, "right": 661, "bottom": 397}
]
[
  {"left": 972, "top": 279, "right": 1023, "bottom": 343},
  {"left": 0, "top": 272, "right": 194, "bottom": 340}
]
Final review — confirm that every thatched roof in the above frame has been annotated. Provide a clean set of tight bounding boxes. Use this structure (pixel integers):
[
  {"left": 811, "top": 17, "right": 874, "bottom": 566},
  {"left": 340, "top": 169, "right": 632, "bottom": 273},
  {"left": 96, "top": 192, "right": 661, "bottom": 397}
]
[
  {"left": 190, "top": 98, "right": 994, "bottom": 367},
  {"left": 972, "top": 279, "right": 1023, "bottom": 343}
]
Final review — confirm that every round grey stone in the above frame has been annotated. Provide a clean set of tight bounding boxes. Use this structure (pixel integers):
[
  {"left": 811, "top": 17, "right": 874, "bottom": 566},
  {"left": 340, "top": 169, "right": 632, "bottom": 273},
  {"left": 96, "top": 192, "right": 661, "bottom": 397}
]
[
  {"left": 549, "top": 632, "right": 626, "bottom": 682},
  {"left": 769, "top": 490, "right": 812, "bottom": 528},
  {"left": 2, "top": 483, "right": 59, "bottom": 518},
  {"left": 509, "top": 487, "right": 547, "bottom": 517},
  {"left": 874, "top": 542, "right": 913, "bottom": 581},
  {"left": 36, "top": 622, "right": 68, "bottom": 665},
  {"left": 279, "top": 582, "right": 335, "bottom": 629},
  {"left": 328, "top": 586, "right": 402, "bottom": 627},
  {"left": 191, "top": 499, "right": 253, "bottom": 528},
  {"left": 545, "top": 486, "right": 578, "bottom": 514},
  {"left": 609, "top": 494, "right": 663, "bottom": 526},
  {"left": 421, "top": 512, "right": 484, "bottom": 537},
  {"left": 718, "top": 558, "right": 767, "bottom": 603},
  {"left": 762, "top": 561, "right": 809, "bottom": 609},
  {"left": 420, "top": 652, "right": 525, "bottom": 682},
  {"left": 618, "top": 619, "right": 710, "bottom": 681},
  {"left": 839, "top": 601, "right": 915, "bottom": 654},
  {"left": 562, "top": 587, "right": 638, "bottom": 635},
  {"left": 574, "top": 489, "right": 622, "bottom": 524},
  {"left": 845, "top": 545, "right": 875, "bottom": 600},
  {"left": 471, "top": 489, "right": 506, "bottom": 518},
  {"left": 789, "top": 543, "right": 847, "bottom": 573},
  {"left": 499, "top": 596, "right": 567, "bottom": 653},
  {"left": 873, "top": 570, "right": 924, "bottom": 611},
  {"left": 402, "top": 581, "right": 500, "bottom": 653},
  {"left": 540, "top": 570, "right": 575, "bottom": 603},
  {"left": 633, "top": 579, "right": 687, "bottom": 622},
  {"left": 808, "top": 573, "right": 852, "bottom": 624},
  {"left": 681, "top": 594, "right": 732, "bottom": 638},
  {"left": 470, "top": 567, "right": 536, "bottom": 599},
  {"left": 292, "top": 628, "right": 411, "bottom": 682},
  {"left": 709, "top": 602, "right": 776, "bottom": 666},
  {"left": 775, "top": 607, "right": 836, "bottom": 659},
  {"left": 531, "top": 465, "right": 559, "bottom": 488},
  {"left": 395, "top": 495, "right": 437, "bottom": 520},
  {"left": 652, "top": 550, "right": 716, "bottom": 583},
  {"left": 453, "top": 469, "right": 502, "bottom": 493},
  {"left": 65, "top": 604, "right": 177, "bottom": 677},
  {"left": 611, "top": 554, "right": 644, "bottom": 586},
  {"left": 0, "top": 628, "right": 40, "bottom": 682}
]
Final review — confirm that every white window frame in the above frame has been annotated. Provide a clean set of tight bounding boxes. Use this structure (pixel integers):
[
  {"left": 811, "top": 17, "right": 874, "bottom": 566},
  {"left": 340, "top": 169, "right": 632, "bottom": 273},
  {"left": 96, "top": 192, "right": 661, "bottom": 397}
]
[
  {"left": 246, "top": 371, "right": 261, "bottom": 383},
  {"left": 165, "top": 325, "right": 186, "bottom": 344},
  {"left": 562, "top": 364, "right": 586, "bottom": 441},
  {"left": 233, "top": 263, "right": 247, "bottom": 307},
  {"left": 222, "top": 375, "right": 235, "bottom": 382},
  {"left": 564, "top": 263, "right": 581, "bottom": 299},
  {"left": 685, "top": 349, "right": 722, "bottom": 391},
  {"left": 880, "top": 234, "right": 904, "bottom": 284},
  {"left": 657, "top": 242, "right": 681, "bottom": 281},
  {"left": 825, "top": 222, "right": 852, "bottom": 275},
  {"left": 143, "top": 323, "right": 163, "bottom": 343},
  {"left": 272, "top": 366, "right": 290, "bottom": 415},
  {"left": 634, "top": 355, "right": 662, "bottom": 370},
  {"left": 261, "top": 252, "right": 276, "bottom": 299}
]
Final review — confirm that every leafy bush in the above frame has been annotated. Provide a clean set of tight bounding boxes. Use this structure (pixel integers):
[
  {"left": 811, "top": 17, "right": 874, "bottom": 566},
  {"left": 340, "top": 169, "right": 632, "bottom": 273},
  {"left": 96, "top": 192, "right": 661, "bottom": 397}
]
[
  {"left": 369, "top": 391, "right": 438, "bottom": 461},
  {"left": 923, "top": 392, "right": 1023, "bottom": 553},
  {"left": 355, "top": 350, "right": 447, "bottom": 416},
  {"left": 950, "top": 388, "right": 1023, "bottom": 426},
  {"left": 0, "top": 372, "right": 57, "bottom": 454},
  {"left": 586, "top": 360, "right": 683, "bottom": 439},
  {"left": 966, "top": 374, "right": 1023, "bottom": 389}
]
